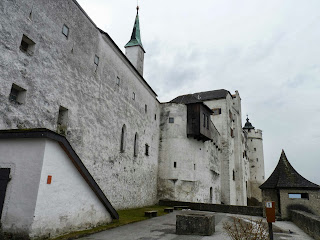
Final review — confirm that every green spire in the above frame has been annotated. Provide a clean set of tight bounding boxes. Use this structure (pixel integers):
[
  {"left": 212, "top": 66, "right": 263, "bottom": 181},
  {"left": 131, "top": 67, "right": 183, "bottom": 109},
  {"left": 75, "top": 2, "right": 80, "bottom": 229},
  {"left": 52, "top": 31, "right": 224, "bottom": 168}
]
[{"left": 125, "top": 7, "right": 144, "bottom": 51}]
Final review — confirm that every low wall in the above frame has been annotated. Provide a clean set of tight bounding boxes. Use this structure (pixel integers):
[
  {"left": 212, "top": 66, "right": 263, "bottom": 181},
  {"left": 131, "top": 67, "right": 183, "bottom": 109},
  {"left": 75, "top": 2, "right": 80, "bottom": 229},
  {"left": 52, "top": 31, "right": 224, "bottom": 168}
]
[
  {"left": 159, "top": 200, "right": 263, "bottom": 216},
  {"left": 291, "top": 210, "right": 320, "bottom": 240}
]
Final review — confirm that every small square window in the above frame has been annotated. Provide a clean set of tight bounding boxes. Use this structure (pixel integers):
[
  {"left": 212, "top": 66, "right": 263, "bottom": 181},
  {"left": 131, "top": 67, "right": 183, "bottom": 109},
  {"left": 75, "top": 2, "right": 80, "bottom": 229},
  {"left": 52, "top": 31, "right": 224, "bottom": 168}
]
[
  {"left": 254, "top": 148, "right": 257, "bottom": 151},
  {"left": 116, "top": 76, "right": 120, "bottom": 86},
  {"left": 212, "top": 108, "right": 221, "bottom": 115},
  {"left": 20, "top": 35, "right": 35, "bottom": 55},
  {"left": 62, "top": 24, "right": 69, "bottom": 38},
  {"left": 94, "top": 55, "right": 99, "bottom": 66},
  {"left": 9, "top": 84, "right": 26, "bottom": 104},
  {"left": 169, "top": 117, "right": 174, "bottom": 123},
  {"left": 132, "top": 92, "right": 135, "bottom": 100}
]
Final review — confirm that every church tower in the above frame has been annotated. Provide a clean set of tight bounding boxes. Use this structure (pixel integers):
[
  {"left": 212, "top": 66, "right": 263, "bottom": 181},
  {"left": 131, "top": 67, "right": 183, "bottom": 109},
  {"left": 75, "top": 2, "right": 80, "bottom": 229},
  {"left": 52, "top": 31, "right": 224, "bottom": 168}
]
[
  {"left": 243, "top": 117, "right": 265, "bottom": 204},
  {"left": 125, "top": 6, "right": 145, "bottom": 76}
]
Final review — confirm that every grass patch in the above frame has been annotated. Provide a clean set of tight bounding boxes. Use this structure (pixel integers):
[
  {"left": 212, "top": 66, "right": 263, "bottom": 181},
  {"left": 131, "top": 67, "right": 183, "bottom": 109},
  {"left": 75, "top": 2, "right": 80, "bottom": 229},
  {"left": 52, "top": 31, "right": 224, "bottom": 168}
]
[{"left": 52, "top": 205, "right": 170, "bottom": 240}]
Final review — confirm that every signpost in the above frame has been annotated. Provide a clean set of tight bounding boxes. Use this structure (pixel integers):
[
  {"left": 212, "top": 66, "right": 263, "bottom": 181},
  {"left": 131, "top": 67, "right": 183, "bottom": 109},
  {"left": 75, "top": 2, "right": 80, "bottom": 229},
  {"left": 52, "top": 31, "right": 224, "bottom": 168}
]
[{"left": 265, "top": 201, "right": 275, "bottom": 240}]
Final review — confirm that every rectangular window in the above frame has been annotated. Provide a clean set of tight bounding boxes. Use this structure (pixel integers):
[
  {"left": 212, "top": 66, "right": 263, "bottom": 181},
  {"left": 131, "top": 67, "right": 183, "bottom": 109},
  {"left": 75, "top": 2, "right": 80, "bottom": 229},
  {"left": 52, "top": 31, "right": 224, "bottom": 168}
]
[
  {"left": 20, "top": 34, "right": 35, "bottom": 55},
  {"left": 233, "top": 170, "right": 235, "bottom": 181},
  {"left": 57, "top": 106, "right": 68, "bottom": 135},
  {"left": 9, "top": 84, "right": 26, "bottom": 104},
  {"left": 254, "top": 148, "right": 257, "bottom": 151},
  {"left": 145, "top": 104, "right": 147, "bottom": 113},
  {"left": 94, "top": 55, "right": 99, "bottom": 66},
  {"left": 289, "top": 193, "right": 309, "bottom": 199},
  {"left": 174, "top": 162, "right": 177, "bottom": 168},
  {"left": 169, "top": 117, "right": 174, "bottom": 123},
  {"left": 194, "top": 164, "right": 196, "bottom": 170},
  {"left": 212, "top": 108, "right": 221, "bottom": 115},
  {"left": 132, "top": 92, "right": 135, "bottom": 100},
  {"left": 145, "top": 144, "right": 149, "bottom": 156},
  {"left": 116, "top": 76, "right": 120, "bottom": 86},
  {"left": 154, "top": 114, "right": 157, "bottom": 120},
  {"left": 62, "top": 24, "right": 69, "bottom": 38}
]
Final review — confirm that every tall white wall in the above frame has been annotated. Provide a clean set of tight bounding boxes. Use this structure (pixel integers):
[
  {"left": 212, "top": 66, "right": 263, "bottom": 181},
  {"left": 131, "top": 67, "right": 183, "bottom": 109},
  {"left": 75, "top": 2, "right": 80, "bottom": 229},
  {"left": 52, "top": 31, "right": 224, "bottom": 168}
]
[
  {"left": 158, "top": 103, "right": 221, "bottom": 203},
  {"left": 0, "top": 0, "right": 160, "bottom": 209},
  {"left": 0, "top": 139, "right": 45, "bottom": 236},
  {"left": 246, "top": 129, "right": 265, "bottom": 202},
  {"left": 125, "top": 46, "right": 144, "bottom": 76},
  {"left": 30, "top": 140, "right": 112, "bottom": 238},
  {"left": 204, "top": 92, "right": 248, "bottom": 205}
]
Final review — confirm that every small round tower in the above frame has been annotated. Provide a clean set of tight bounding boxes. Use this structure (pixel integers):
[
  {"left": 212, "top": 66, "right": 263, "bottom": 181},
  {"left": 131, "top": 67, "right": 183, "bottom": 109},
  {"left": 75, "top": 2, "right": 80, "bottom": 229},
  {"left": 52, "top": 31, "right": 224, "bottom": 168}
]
[{"left": 243, "top": 117, "right": 265, "bottom": 204}]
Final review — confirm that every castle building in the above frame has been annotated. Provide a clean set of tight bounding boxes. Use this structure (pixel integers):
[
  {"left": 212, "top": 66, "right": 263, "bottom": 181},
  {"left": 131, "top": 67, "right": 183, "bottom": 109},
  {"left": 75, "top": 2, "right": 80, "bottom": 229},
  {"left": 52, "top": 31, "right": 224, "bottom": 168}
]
[{"left": 0, "top": 0, "right": 265, "bottom": 238}]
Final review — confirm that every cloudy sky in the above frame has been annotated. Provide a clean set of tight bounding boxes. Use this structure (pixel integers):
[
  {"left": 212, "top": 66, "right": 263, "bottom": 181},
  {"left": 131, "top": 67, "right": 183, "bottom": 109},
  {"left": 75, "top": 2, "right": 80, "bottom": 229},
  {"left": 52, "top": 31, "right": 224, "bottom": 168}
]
[{"left": 77, "top": 0, "right": 320, "bottom": 184}]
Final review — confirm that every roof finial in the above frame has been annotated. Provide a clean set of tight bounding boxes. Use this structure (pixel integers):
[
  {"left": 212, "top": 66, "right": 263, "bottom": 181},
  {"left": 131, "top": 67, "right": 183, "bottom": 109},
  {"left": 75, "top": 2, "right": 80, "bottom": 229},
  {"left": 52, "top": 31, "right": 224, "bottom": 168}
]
[
  {"left": 246, "top": 114, "right": 249, "bottom": 122},
  {"left": 136, "top": 0, "right": 139, "bottom": 13}
]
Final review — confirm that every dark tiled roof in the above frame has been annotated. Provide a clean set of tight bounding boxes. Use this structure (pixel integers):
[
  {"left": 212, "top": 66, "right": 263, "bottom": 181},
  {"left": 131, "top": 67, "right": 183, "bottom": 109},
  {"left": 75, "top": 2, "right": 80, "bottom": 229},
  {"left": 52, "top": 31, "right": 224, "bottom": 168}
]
[
  {"left": 243, "top": 117, "right": 255, "bottom": 130},
  {"left": 170, "top": 89, "right": 230, "bottom": 104},
  {"left": 0, "top": 128, "right": 119, "bottom": 219},
  {"left": 260, "top": 150, "right": 320, "bottom": 190}
]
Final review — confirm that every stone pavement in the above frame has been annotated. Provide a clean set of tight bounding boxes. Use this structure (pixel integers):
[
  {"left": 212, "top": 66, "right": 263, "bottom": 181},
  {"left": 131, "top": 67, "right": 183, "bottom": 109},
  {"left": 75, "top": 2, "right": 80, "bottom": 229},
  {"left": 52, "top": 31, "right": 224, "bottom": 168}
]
[{"left": 79, "top": 211, "right": 314, "bottom": 240}]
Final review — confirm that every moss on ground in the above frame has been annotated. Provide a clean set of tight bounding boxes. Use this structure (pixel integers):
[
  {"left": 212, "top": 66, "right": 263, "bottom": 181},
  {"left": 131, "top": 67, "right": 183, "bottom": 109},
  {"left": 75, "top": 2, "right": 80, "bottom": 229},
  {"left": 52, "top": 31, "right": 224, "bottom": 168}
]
[{"left": 52, "top": 205, "right": 170, "bottom": 240}]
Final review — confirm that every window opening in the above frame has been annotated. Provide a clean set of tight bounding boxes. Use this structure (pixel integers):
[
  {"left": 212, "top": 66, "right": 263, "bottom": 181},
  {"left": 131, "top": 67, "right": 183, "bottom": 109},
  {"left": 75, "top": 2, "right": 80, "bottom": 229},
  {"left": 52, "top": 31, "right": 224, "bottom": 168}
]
[
  {"left": 145, "top": 104, "right": 147, "bottom": 113},
  {"left": 233, "top": 170, "right": 235, "bottom": 181},
  {"left": 145, "top": 144, "right": 149, "bottom": 156},
  {"left": 120, "top": 125, "right": 126, "bottom": 152},
  {"left": 169, "top": 117, "right": 174, "bottom": 123},
  {"left": 62, "top": 24, "right": 69, "bottom": 38},
  {"left": 94, "top": 55, "right": 99, "bottom": 66},
  {"left": 154, "top": 114, "right": 157, "bottom": 120},
  {"left": 212, "top": 108, "right": 221, "bottom": 115},
  {"left": 57, "top": 106, "right": 68, "bottom": 135},
  {"left": 254, "top": 148, "right": 257, "bottom": 151},
  {"left": 194, "top": 164, "right": 196, "bottom": 170},
  {"left": 132, "top": 92, "right": 135, "bottom": 100},
  {"left": 116, "top": 76, "right": 120, "bottom": 86},
  {"left": 20, "top": 35, "right": 35, "bottom": 55},
  {"left": 174, "top": 162, "right": 177, "bottom": 168},
  {"left": 134, "top": 133, "right": 138, "bottom": 157},
  {"left": 9, "top": 84, "right": 26, "bottom": 104},
  {"left": 288, "top": 193, "right": 309, "bottom": 199}
]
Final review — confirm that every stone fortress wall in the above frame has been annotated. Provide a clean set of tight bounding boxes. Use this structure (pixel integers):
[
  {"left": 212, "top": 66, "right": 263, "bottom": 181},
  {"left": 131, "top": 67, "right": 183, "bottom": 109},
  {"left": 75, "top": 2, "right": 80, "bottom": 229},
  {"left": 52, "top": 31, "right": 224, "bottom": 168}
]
[
  {"left": 0, "top": 0, "right": 265, "bottom": 211},
  {"left": 0, "top": 0, "right": 160, "bottom": 209}
]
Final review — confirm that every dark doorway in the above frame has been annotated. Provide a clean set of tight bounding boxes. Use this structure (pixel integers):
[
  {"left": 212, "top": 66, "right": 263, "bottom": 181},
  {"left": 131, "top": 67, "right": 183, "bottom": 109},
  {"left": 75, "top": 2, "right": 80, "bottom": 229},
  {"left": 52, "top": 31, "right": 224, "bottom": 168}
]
[{"left": 0, "top": 168, "right": 10, "bottom": 219}]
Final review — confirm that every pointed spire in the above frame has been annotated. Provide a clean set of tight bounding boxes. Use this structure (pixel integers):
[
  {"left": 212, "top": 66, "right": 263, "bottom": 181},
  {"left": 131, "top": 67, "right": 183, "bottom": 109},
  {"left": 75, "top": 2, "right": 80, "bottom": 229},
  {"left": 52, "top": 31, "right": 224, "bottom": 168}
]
[
  {"left": 125, "top": 6, "right": 145, "bottom": 51},
  {"left": 260, "top": 150, "right": 320, "bottom": 189}
]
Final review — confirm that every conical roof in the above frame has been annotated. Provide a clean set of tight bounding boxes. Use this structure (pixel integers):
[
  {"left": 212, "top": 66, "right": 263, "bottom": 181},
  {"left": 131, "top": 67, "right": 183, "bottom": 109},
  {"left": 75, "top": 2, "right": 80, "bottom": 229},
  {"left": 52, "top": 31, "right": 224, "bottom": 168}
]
[
  {"left": 243, "top": 117, "right": 255, "bottom": 130},
  {"left": 125, "top": 7, "right": 145, "bottom": 51},
  {"left": 260, "top": 150, "right": 320, "bottom": 189}
]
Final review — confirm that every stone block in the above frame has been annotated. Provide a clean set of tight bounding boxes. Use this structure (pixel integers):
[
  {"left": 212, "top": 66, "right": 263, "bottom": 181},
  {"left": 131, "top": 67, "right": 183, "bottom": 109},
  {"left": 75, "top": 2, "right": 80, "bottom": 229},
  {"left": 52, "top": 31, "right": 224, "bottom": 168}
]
[{"left": 176, "top": 211, "right": 215, "bottom": 236}]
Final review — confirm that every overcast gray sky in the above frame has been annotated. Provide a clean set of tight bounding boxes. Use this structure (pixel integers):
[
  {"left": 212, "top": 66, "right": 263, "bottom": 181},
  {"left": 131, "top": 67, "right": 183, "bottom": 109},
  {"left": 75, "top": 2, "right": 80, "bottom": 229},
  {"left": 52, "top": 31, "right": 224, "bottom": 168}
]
[{"left": 77, "top": 0, "right": 320, "bottom": 184}]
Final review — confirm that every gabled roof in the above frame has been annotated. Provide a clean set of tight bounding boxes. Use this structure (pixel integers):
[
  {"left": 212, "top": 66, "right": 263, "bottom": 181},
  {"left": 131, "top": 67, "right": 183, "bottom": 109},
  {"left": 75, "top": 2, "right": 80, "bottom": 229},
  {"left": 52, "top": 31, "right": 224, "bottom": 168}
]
[
  {"left": 260, "top": 150, "right": 320, "bottom": 190},
  {"left": 0, "top": 129, "right": 119, "bottom": 219},
  {"left": 124, "top": 8, "right": 145, "bottom": 52},
  {"left": 170, "top": 89, "right": 231, "bottom": 104}
]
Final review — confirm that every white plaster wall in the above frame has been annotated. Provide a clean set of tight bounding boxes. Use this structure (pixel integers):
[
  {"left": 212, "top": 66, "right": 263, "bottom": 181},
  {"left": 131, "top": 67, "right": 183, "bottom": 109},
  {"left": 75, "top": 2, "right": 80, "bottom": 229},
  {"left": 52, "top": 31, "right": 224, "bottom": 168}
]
[
  {"left": 0, "top": 0, "right": 160, "bottom": 209},
  {"left": 0, "top": 139, "right": 45, "bottom": 236},
  {"left": 30, "top": 139, "right": 112, "bottom": 238},
  {"left": 158, "top": 103, "right": 221, "bottom": 203},
  {"left": 204, "top": 96, "right": 237, "bottom": 205}
]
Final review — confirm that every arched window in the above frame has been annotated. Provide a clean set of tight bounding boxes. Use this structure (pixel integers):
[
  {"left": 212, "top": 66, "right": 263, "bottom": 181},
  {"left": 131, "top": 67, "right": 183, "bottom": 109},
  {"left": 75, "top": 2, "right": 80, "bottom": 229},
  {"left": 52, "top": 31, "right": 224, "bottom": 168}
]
[
  {"left": 120, "top": 124, "right": 126, "bottom": 152},
  {"left": 134, "top": 132, "right": 138, "bottom": 157}
]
